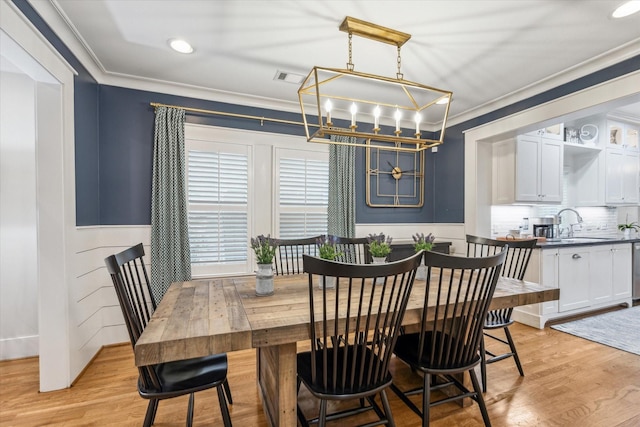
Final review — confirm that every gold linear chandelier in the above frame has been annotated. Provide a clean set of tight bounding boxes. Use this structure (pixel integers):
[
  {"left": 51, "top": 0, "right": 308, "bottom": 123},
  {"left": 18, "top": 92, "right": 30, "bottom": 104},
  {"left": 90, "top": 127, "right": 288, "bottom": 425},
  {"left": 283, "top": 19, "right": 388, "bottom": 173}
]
[{"left": 298, "top": 16, "right": 452, "bottom": 152}]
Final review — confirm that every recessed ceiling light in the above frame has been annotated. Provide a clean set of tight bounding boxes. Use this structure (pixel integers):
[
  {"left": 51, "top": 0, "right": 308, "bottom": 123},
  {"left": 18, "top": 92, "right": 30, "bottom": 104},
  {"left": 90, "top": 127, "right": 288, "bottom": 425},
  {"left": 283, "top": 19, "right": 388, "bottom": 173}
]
[
  {"left": 612, "top": 1, "right": 640, "bottom": 18},
  {"left": 169, "top": 39, "right": 194, "bottom": 54}
]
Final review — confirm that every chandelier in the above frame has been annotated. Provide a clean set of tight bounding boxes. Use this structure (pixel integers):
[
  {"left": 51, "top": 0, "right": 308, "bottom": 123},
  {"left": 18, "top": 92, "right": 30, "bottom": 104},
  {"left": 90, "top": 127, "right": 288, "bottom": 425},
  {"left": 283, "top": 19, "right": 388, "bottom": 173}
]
[{"left": 298, "top": 16, "right": 452, "bottom": 152}]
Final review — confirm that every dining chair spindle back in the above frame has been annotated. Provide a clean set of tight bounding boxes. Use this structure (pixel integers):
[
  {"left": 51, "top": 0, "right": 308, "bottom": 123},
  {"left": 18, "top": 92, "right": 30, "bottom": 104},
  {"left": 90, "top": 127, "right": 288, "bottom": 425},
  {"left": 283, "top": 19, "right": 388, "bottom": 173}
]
[
  {"left": 466, "top": 234, "right": 537, "bottom": 392},
  {"left": 105, "top": 243, "right": 233, "bottom": 427},
  {"left": 333, "top": 236, "right": 371, "bottom": 264},
  {"left": 390, "top": 249, "right": 507, "bottom": 427},
  {"left": 273, "top": 235, "right": 322, "bottom": 275},
  {"left": 297, "top": 251, "right": 423, "bottom": 427}
]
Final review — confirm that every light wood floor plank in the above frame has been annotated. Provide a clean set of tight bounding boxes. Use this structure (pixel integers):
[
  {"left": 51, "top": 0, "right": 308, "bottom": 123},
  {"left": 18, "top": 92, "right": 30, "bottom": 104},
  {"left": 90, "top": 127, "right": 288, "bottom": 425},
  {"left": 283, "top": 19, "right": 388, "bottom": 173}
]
[{"left": 1, "top": 322, "right": 639, "bottom": 426}]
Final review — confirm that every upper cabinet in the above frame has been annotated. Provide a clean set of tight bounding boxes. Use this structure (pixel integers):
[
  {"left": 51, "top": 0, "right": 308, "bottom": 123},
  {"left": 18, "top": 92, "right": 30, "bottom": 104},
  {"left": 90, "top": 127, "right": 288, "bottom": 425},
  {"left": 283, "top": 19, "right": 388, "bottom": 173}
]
[
  {"left": 607, "top": 120, "right": 639, "bottom": 150},
  {"left": 492, "top": 134, "right": 563, "bottom": 204},
  {"left": 494, "top": 116, "right": 639, "bottom": 207}
]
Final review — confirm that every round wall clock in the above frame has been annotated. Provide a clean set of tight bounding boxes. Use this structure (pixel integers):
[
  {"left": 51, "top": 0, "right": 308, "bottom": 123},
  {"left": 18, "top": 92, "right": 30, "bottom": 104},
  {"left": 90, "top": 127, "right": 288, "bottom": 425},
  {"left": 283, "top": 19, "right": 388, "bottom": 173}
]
[{"left": 366, "top": 142, "right": 424, "bottom": 207}]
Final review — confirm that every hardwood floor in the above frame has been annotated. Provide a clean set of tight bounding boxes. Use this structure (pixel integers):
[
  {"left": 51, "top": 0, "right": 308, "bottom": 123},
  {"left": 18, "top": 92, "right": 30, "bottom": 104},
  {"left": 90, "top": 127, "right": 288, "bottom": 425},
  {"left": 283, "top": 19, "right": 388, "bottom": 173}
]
[{"left": 1, "top": 322, "right": 639, "bottom": 426}]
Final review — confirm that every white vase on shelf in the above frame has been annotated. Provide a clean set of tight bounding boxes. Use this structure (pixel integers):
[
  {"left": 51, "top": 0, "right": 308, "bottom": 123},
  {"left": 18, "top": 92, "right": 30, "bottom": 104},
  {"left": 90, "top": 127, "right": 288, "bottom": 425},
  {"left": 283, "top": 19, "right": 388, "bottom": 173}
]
[{"left": 256, "top": 263, "right": 274, "bottom": 296}]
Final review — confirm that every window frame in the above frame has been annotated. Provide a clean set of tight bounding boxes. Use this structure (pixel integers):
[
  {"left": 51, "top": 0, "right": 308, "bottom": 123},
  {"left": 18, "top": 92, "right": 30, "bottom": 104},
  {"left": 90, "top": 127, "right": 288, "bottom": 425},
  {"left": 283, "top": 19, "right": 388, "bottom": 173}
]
[{"left": 184, "top": 124, "right": 328, "bottom": 278}]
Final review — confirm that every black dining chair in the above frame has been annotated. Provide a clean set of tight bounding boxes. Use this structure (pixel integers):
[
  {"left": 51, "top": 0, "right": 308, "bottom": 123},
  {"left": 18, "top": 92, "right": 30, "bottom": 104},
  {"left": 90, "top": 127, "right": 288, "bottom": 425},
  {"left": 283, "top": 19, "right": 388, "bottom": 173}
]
[
  {"left": 390, "top": 249, "right": 507, "bottom": 427},
  {"left": 105, "top": 243, "right": 233, "bottom": 427},
  {"left": 273, "top": 235, "right": 322, "bottom": 275},
  {"left": 297, "top": 251, "right": 423, "bottom": 427},
  {"left": 332, "top": 235, "right": 371, "bottom": 264},
  {"left": 466, "top": 234, "right": 537, "bottom": 392}
]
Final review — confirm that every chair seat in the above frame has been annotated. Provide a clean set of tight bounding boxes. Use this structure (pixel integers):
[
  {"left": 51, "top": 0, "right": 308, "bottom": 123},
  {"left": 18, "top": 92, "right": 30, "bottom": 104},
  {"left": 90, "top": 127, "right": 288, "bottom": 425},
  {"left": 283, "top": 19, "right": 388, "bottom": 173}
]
[
  {"left": 484, "top": 312, "right": 515, "bottom": 329},
  {"left": 394, "top": 331, "right": 481, "bottom": 372},
  {"left": 297, "top": 346, "right": 392, "bottom": 398},
  {"left": 144, "top": 353, "right": 228, "bottom": 395}
]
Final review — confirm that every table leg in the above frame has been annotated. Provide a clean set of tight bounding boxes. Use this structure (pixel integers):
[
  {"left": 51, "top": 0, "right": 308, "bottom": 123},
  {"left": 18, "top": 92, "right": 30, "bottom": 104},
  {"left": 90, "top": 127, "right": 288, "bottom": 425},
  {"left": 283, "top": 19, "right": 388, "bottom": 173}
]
[{"left": 256, "top": 343, "right": 297, "bottom": 427}]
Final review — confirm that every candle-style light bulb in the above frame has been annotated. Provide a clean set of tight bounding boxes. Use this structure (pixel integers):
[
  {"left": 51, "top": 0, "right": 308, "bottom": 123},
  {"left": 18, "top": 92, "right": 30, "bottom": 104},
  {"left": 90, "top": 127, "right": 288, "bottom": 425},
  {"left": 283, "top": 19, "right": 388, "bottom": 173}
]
[
  {"left": 325, "top": 99, "right": 333, "bottom": 124},
  {"left": 373, "top": 105, "right": 381, "bottom": 129},
  {"left": 414, "top": 112, "right": 422, "bottom": 134},
  {"left": 350, "top": 102, "right": 357, "bottom": 127},
  {"left": 394, "top": 108, "right": 402, "bottom": 132}
]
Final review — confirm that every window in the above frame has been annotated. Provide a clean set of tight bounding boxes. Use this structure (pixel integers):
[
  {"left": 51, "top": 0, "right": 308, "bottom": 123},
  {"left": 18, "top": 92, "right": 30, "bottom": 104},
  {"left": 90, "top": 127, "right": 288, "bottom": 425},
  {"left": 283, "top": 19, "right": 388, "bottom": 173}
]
[
  {"left": 184, "top": 124, "right": 328, "bottom": 277},
  {"left": 276, "top": 149, "right": 329, "bottom": 239},
  {"left": 186, "top": 135, "right": 251, "bottom": 276}
]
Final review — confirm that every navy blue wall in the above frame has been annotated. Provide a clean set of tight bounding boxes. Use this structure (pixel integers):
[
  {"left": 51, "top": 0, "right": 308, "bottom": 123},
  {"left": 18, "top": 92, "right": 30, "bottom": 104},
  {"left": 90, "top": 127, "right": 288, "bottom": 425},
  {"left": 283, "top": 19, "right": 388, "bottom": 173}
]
[
  {"left": 13, "top": 0, "right": 640, "bottom": 226},
  {"left": 97, "top": 86, "right": 311, "bottom": 224}
]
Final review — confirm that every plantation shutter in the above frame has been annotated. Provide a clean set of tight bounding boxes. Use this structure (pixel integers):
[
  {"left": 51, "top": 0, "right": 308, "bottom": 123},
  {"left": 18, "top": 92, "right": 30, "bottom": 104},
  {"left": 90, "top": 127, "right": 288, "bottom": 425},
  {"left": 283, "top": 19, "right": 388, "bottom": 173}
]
[
  {"left": 187, "top": 149, "right": 249, "bottom": 265},
  {"left": 278, "top": 156, "right": 329, "bottom": 239}
]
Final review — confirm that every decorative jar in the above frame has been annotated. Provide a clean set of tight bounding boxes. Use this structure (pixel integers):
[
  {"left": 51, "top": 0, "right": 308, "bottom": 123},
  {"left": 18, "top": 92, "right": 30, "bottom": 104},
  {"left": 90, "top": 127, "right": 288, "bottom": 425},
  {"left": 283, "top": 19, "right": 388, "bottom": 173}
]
[{"left": 256, "top": 263, "right": 274, "bottom": 296}]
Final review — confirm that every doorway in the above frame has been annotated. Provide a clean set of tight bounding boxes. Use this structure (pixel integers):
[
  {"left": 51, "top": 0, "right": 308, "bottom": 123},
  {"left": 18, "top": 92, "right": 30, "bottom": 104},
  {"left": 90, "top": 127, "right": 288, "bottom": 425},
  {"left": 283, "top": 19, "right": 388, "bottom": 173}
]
[{"left": 1, "top": 1, "right": 76, "bottom": 392}]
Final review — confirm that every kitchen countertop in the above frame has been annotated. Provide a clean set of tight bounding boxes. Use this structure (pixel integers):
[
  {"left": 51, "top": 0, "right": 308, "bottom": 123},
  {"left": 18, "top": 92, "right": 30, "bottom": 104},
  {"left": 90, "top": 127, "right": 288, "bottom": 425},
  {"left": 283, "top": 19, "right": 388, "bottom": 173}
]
[{"left": 536, "top": 236, "right": 640, "bottom": 249}]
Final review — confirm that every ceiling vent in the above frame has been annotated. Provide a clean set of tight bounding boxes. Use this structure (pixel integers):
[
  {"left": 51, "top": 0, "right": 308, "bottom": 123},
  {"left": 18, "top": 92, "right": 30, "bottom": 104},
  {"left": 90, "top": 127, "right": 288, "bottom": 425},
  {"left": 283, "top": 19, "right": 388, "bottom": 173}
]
[{"left": 274, "top": 70, "right": 304, "bottom": 84}]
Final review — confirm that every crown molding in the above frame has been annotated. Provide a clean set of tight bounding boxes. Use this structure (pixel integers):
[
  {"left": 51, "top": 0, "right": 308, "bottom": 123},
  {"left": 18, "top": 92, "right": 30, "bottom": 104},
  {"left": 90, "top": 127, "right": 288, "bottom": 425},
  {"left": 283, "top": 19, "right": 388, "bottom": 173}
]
[
  {"left": 446, "top": 38, "right": 640, "bottom": 128},
  {"left": 27, "top": 0, "right": 103, "bottom": 79},
  {"left": 26, "top": 1, "right": 640, "bottom": 124}
]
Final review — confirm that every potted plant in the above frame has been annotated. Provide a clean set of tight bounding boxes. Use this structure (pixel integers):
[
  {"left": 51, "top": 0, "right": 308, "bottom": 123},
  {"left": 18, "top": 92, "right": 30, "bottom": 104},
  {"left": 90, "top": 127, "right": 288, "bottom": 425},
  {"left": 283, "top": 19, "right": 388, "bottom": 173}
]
[
  {"left": 412, "top": 232, "right": 435, "bottom": 252},
  {"left": 367, "top": 233, "right": 393, "bottom": 263},
  {"left": 315, "top": 235, "right": 342, "bottom": 289},
  {"left": 251, "top": 234, "right": 278, "bottom": 296},
  {"left": 618, "top": 221, "right": 639, "bottom": 238},
  {"left": 412, "top": 232, "right": 435, "bottom": 280}
]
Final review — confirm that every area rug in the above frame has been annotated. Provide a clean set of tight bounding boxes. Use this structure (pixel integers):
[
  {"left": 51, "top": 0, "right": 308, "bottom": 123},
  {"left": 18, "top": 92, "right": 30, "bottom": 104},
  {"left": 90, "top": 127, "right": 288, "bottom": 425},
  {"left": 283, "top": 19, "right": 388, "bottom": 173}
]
[{"left": 551, "top": 306, "right": 640, "bottom": 355}]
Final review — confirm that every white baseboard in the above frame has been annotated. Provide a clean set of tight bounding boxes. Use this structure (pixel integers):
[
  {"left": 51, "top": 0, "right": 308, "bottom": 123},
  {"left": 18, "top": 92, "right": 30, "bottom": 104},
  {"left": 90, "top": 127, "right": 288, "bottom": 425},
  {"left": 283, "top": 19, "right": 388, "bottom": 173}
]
[{"left": 0, "top": 335, "right": 38, "bottom": 360}]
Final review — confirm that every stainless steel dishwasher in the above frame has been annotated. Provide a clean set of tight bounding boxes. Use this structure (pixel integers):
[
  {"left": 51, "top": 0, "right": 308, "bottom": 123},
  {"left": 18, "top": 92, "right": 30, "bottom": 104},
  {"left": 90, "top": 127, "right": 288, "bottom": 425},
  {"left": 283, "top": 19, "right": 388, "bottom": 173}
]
[{"left": 634, "top": 242, "right": 640, "bottom": 301}]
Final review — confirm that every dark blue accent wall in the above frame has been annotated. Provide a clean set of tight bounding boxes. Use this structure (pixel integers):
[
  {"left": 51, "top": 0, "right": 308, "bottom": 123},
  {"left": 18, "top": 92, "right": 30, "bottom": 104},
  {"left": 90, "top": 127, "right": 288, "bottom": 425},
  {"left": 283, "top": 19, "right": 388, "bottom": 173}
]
[
  {"left": 97, "top": 86, "right": 318, "bottom": 224},
  {"left": 13, "top": 0, "right": 640, "bottom": 226}
]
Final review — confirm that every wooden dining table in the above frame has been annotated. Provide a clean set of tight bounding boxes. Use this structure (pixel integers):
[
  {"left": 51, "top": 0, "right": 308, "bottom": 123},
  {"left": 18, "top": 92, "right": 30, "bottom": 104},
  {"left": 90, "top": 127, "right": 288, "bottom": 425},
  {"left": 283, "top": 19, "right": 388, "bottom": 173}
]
[{"left": 134, "top": 273, "right": 559, "bottom": 427}]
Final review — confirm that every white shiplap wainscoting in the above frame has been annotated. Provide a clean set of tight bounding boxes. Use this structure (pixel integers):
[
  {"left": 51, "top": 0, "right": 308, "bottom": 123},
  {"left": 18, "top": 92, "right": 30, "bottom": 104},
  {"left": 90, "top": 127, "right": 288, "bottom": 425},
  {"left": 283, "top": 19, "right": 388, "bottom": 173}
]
[{"left": 71, "top": 226, "right": 150, "bottom": 381}]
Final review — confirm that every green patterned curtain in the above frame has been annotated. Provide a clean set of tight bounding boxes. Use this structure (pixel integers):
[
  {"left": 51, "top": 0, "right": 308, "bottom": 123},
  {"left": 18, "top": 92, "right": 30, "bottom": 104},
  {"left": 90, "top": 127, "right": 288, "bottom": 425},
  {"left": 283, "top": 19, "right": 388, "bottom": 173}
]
[
  {"left": 150, "top": 106, "right": 191, "bottom": 302},
  {"left": 328, "top": 135, "right": 356, "bottom": 237}
]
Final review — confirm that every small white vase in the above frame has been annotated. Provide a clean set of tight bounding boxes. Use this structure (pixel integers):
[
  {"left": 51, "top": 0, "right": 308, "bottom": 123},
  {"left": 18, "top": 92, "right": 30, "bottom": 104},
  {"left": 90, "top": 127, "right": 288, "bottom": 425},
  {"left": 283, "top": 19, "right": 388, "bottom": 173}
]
[
  {"left": 256, "top": 263, "right": 274, "bottom": 296},
  {"left": 372, "top": 256, "right": 386, "bottom": 285},
  {"left": 317, "top": 276, "right": 336, "bottom": 290},
  {"left": 624, "top": 228, "right": 631, "bottom": 239},
  {"left": 415, "top": 261, "right": 427, "bottom": 281}
]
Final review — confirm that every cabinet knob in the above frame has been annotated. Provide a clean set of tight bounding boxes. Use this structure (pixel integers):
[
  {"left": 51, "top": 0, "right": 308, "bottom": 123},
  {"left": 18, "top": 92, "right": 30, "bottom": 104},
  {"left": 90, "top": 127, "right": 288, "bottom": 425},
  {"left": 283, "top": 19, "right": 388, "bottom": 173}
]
[{"left": 572, "top": 253, "right": 581, "bottom": 259}]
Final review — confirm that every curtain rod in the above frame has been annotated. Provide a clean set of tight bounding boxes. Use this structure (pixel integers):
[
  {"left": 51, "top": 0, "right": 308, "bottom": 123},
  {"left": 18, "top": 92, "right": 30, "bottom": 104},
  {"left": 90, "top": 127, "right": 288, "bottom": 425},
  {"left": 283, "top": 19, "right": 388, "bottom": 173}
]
[{"left": 150, "top": 102, "right": 317, "bottom": 128}]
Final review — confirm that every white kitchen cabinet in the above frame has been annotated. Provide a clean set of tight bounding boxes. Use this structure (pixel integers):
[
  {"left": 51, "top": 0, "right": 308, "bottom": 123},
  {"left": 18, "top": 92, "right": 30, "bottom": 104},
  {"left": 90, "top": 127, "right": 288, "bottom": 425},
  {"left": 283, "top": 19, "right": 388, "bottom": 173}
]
[
  {"left": 607, "top": 120, "right": 639, "bottom": 151},
  {"left": 492, "top": 136, "right": 562, "bottom": 204},
  {"left": 513, "top": 243, "right": 633, "bottom": 329},
  {"left": 612, "top": 244, "right": 632, "bottom": 299},
  {"left": 605, "top": 148, "right": 639, "bottom": 204},
  {"left": 558, "top": 246, "right": 591, "bottom": 312},
  {"left": 590, "top": 245, "right": 613, "bottom": 305},
  {"left": 516, "top": 135, "right": 563, "bottom": 203}
]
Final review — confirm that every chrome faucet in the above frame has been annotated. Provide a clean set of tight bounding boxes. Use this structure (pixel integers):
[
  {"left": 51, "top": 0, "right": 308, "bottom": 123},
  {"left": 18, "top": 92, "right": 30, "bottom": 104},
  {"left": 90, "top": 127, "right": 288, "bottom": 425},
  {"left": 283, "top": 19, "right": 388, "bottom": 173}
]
[{"left": 556, "top": 208, "right": 584, "bottom": 238}]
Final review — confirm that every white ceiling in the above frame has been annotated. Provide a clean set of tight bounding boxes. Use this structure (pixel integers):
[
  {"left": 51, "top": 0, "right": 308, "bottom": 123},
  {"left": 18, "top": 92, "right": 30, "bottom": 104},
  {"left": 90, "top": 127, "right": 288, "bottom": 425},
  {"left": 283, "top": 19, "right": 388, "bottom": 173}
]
[{"left": 45, "top": 1, "right": 640, "bottom": 122}]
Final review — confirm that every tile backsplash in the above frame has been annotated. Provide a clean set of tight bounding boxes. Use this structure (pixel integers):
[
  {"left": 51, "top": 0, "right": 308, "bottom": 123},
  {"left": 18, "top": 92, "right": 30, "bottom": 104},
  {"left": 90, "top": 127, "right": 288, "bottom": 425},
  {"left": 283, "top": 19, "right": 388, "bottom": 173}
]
[{"left": 491, "top": 205, "right": 639, "bottom": 239}]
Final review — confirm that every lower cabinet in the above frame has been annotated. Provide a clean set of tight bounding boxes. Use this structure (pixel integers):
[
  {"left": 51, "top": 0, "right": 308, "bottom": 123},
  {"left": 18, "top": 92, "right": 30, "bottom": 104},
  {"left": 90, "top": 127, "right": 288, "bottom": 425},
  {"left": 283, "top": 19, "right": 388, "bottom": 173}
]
[
  {"left": 513, "top": 243, "right": 633, "bottom": 329},
  {"left": 558, "top": 246, "right": 591, "bottom": 312}
]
